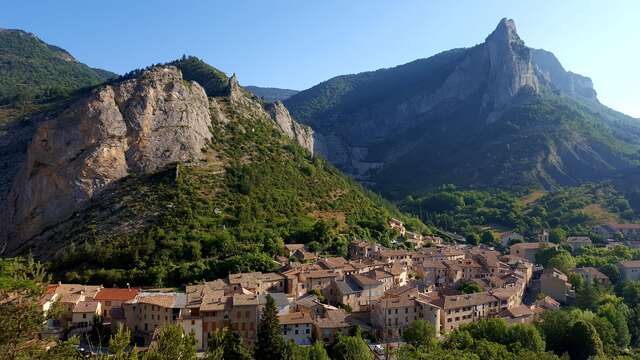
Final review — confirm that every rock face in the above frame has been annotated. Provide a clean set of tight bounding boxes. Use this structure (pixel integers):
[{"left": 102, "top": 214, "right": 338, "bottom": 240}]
[
  {"left": 265, "top": 101, "right": 317, "bottom": 154},
  {"left": 2, "top": 66, "right": 211, "bottom": 252},
  {"left": 531, "top": 48, "right": 598, "bottom": 101},
  {"left": 284, "top": 18, "right": 637, "bottom": 195}
]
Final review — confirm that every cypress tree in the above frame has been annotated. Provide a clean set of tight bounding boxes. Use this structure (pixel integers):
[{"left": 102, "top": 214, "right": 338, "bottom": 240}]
[
  {"left": 569, "top": 320, "right": 604, "bottom": 360},
  {"left": 256, "top": 294, "right": 285, "bottom": 360}
]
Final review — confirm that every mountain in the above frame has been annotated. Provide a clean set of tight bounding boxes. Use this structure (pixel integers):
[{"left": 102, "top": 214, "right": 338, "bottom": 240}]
[
  {"left": 284, "top": 19, "right": 640, "bottom": 198},
  {"left": 245, "top": 85, "right": 299, "bottom": 102},
  {"left": 0, "top": 29, "right": 116, "bottom": 103},
  {"left": 0, "top": 56, "right": 424, "bottom": 285}
]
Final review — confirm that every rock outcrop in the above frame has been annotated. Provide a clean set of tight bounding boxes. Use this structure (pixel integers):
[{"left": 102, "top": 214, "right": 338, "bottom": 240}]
[
  {"left": 284, "top": 18, "right": 637, "bottom": 195},
  {"left": 265, "top": 101, "right": 317, "bottom": 154},
  {"left": 2, "top": 66, "right": 211, "bottom": 252}
]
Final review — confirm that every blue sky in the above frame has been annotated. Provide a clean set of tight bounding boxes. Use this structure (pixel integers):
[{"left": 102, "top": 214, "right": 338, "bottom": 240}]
[{"left": 1, "top": 0, "right": 638, "bottom": 117}]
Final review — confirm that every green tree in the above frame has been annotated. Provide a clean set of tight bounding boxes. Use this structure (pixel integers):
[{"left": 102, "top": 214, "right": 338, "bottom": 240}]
[
  {"left": 143, "top": 324, "right": 196, "bottom": 360},
  {"left": 460, "top": 281, "right": 483, "bottom": 294},
  {"left": 206, "top": 328, "right": 253, "bottom": 360},
  {"left": 471, "top": 339, "right": 513, "bottom": 360},
  {"left": 331, "top": 334, "right": 374, "bottom": 360},
  {"left": 506, "top": 323, "right": 544, "bottom": 353},
  {"left": 547, "top": 252, "right": 576, "bottom": 274},
  {"left": 402, "top": 320, "right": 436, "bottom": 349},
  {"left": 0, "top": 257, "right": 53, "bottom": 359},
  {"left": 575, "top": 280, "right": 603, "bottom": 310},
  {"left": 444, "top": 329, "right": 475, "bottom": 350},
  {"left": 537, "top": 310, "right": 572, "bottom": 354},
  {"left": 597, "top": 303, "right": 631, "bottom": 350},
  {"left": 255, "top": 295, "right": 285, "bottom": 360},
  {"left": 568, "top": 320, "right": 604, "bottom": 360},
  {"left": 534, "top": 247, "right": 562, "bottom": 268},
  {"left": 480, "top": 231, "right": 496, "bottom": 245},
  {"left": 307, "top": 341, "right": 330, "bottom": 360},
  {"left": 460, "top": 318, "right": 509, "bottom": 345},
  {"left": 548, "top": 228, "right": 567, "bottom": 244},
  {"left": 108, "top": 325, "right": 136, "bottom": 360}
]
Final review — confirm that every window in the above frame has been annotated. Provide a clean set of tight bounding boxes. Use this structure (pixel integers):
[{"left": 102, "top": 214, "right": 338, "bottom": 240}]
[
  {"left": 82, "top": 314, "right": 86, "bottom": 319},
  {"left": 106, "top": 301, "right": 111, "bottom": 306}
]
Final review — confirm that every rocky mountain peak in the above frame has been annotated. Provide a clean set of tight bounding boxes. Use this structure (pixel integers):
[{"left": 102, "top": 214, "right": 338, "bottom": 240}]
[{"left": 485, "top": 18, "right": 522, "bottom": 46}]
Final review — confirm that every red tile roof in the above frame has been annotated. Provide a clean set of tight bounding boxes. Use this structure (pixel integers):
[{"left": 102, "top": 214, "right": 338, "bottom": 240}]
[{"left": 94, "top": 288, "right": 140, "bottom": 301}]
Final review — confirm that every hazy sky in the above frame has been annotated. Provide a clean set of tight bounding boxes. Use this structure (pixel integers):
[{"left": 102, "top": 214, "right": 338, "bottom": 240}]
[{"left": 2, "top": 0, "right": 638, "bottom": 117}]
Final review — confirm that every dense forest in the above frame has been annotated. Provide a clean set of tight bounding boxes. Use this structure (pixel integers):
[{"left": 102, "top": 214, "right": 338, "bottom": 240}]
[{"left": 401, "top": 183, "right": 637, "bottom": 245}]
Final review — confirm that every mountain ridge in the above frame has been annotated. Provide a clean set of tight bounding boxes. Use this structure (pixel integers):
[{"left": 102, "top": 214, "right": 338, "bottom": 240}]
[
  {"left": 284, "top": 18, "right": 640, "bottom": 198},
  {"left": 0, "top": 28, "right": 116, "bottom": 104}
]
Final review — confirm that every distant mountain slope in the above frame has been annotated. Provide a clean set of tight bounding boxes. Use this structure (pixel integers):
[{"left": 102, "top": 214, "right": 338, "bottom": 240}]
[
  {"left": 246, "top": 85, "right": 299, "bottom": 102},
  {"left": 0, "top": 29, "right": 115, "bottom": 103},
  {"left": 284, "top": 19, "right": 640, "bottom": 198},
  {"left": 0, "top": 58, "right": 425, "bottom": 286}
]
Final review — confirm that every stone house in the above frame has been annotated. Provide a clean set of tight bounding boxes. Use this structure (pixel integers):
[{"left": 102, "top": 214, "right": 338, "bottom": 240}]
[
  {"left": 279, "top": 312, "right": 313, "bottom": 345},
  {"left": 540, "top": 268, "right": 574, "bottom": 303},
  {"left": 94, "top": 287, "right": 140, "bottom": 322},
  {"left": 71, "top": 300, "right": 102, "bottom": 328},
  {"left": 575, "top": 267, "right": 610, "bottom": 286},
  {"left": 619, "top": 260, "right": 640, "bottom": 281}
]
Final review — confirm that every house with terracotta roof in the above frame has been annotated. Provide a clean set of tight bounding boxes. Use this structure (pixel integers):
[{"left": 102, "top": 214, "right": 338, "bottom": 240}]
[
  {"left": 284, "top": 244, "right": 306, "bottom": 257},
  {"left": 575, "top": 267, "right": 610, "bottom": 286},
  {"left": 386, "top": 263, "right": 408, "bottom": 287},
  {"left": 509, "top": 242, "right": 555, "bottom": 263},
  {"left": 389, "top": 218, "right": 406, "bottom": 236},
  {"left": 313, "top": 308, "right": 354, "bottom": 343},
  {"left": 377, "top": 249, "right": 413, "bottom": 265},
  {"left": 123, "top": 292, "right": 186, "bottom": 345},
  {"left": 540, "top": 268, "right": 574, "bottom": 303},
  {"left": 94, "top": 287, "right": 140, "bottom": 322},
  {"left": 498, "top": 304, "right": 539, "bottom": 325},
  {"left": 565, "top": 236, "right": 592, "bottom": 251},
  {"left": 327, "top": 274, "right": 385, "bottom": 312},
  {"left": 279, "top": 312, "right": 313, "bottom": 345},
  {"left": 594, "top": 223, "right": 640, "bottom": 240},
  {"left": 370, "top": 292, "right": 441, "bottom": 339},
  {"left": 71, "top": 300, "right": 102, "bottom": 327}
]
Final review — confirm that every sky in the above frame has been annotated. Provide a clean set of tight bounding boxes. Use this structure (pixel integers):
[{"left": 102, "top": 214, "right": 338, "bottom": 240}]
[{"left": 1, "top": 0, "right": 639, "bottom": 117}]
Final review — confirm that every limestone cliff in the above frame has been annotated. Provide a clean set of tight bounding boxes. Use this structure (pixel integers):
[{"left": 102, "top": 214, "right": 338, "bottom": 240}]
[
  {"left": 285, "top": 18, "right": 638, "bottom": 195},
  {"left": 2, "top": 66, "right": 211, "bottom": 252},
  {"left": 265, "top": 101, "right": 317, "bottom": 154}
]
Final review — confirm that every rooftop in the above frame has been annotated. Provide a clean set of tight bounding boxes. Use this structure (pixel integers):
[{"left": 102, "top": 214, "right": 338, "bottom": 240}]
[
  {"left": 278, "top": 311, "right": 313, "bottom": 325},
  {"left": 72, "top": 300, "right": 100, "bottom": 313},
  {"left": 94, "top": 288, "right": 140, "bottom": 301}
]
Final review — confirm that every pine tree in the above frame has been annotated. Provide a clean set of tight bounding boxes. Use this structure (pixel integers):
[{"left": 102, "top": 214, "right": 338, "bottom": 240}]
[
  {"left": 143, "top": 324, "right": 196, "bottom": 360},
  {"left": 255, "top": 295, "right": 285, "bottom": 360},
  {"left": 109, "top": 325, "right": 133, "bottom": 360}
]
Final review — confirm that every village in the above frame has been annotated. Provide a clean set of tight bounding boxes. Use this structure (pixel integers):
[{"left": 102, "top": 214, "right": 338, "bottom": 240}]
[{"left": 38, "top": 218, "right": 640, "bottom": 356}]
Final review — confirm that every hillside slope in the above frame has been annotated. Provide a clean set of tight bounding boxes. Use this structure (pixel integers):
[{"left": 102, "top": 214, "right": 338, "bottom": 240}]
[
  {"left": 0, "top": 58, "right": 424, "bottom": 286},
  {"left": 0, "top": 29, "right": 115, "bottom": 103},
  {"left": 284, "top": 19, "right": 640, "bottom": 197}
]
